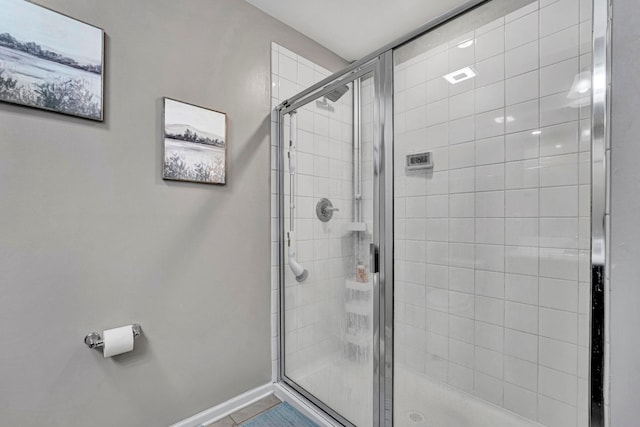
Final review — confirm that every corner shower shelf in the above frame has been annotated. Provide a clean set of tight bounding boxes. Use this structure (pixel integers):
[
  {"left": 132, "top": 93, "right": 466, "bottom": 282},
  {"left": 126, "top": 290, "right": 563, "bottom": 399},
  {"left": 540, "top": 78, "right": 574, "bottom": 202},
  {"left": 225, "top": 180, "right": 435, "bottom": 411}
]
[
  {"left": 347, "top": 222, "right": 367, "bottom": 232},
  {"left": 344, "top": 277, "right": 372, "bottom": 365},
  {"left": 343, "top": 279, "right": 373, "bottom": 364},
  {"left": 345, "top": 279, "right": 373, "bottom": 291},
  {"left": 345, "top": 302, "right": 372, "bottom": 316},
  {"left": 345, "top": 332, "right": 371, "bottom": 346}
]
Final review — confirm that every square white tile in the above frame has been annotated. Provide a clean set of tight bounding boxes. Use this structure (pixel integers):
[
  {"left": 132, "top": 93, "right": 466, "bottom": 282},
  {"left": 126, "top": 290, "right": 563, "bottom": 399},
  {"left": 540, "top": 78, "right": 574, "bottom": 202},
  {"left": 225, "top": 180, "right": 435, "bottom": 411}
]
[
  {"left": 540, "top": 25, "right": 580, "bottom": 67},
  {"left": 475, "top": 136, "right": 505, "bottom": 165},
  {"left": 540, "top": 186, "right": 579, "bottom": 217},
  {"left": 506, "top": 130, "right": 540, "bottom": 161},
  {"left": 476, "top": 108, "right": 506, "bottom": 139},
  {"left": 505, "top": 188, "right": 539, "bottom": 217},
  {"left": 539, "top": 306, "right": 578, "bottom": 343},
  {"left": 476, "top": 164, "right": 505, "bottom": 191},
  {"left": 506, "top": 99, "right": 539, "bottom": 133},
  {"left": 540, "top": 57, "right": 580, "bottom": 97},
  {"left": 474, "top": 54, "right": 505, "bottom": 87},
  {"left": 505, "top": 10, "right": 539, "bottom": 50},
  {"left": 505, "top": 355, "right": 538, "bottom": 391},
  {"left": 540, "top": 121, "right": 580, "bottom": 156},
  {"left": 505, "top": 273, "right": 539, "bottom": 305},
  {"left": 475, "top": 269, "right": 505, "bottom": 298},
  {"left": 505, "top": 328, "right": 538, "bottom": 362},
  {"left": 506, "top": 159, "right": 539, "bottom": 190},
  {"left": 449, "top": 116, "right": 476, "bottom": 144},
  {"left": 505, "top": 301, "right": 538, "bottom": 334},
  {"left": 506, "top": 71, "right": 539, "bottom": 106},
  {"left": 539, "top": 153, "right": 579, "bottom": 187},
  {"left": 475, "top": 218, "right": 505, "bottom": 245},
  {"left": 449, "top": 90, "right": 476, "bottom": 120},
  {"left": 475, "top": 81, "right": 505, "bottom": 113},
  {"left": 475, "top": 27, "right": 505, "bottom": 61},
  {"left": 476, "top": 191, "right": 505, "bottom": 218},
  {"left": 540, "top": 0, "right": 580, "bottom": 37},
  {"left": 505, "top": 40, "right": 539, "bottom": 78}
]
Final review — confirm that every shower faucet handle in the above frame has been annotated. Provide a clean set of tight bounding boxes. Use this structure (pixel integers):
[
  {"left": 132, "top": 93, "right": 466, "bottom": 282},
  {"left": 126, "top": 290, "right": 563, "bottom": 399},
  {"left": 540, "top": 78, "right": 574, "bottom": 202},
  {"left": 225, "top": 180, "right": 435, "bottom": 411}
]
[{"left": 316, "top": 198, "right": 339, "bottom": 222}]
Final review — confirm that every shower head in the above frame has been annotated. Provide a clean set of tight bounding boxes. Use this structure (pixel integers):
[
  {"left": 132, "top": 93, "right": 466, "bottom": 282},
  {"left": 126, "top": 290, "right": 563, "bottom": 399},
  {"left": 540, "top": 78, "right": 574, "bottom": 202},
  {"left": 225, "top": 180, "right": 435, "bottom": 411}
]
[
  {"left": 324, "top": 84, "right": 350, "bottom": 102},
  {"left": 289, "top": 257, "right": 309, "bottom": 282},
  {"left": 287, "top": 232, "right": 308, "bottom": 283}
]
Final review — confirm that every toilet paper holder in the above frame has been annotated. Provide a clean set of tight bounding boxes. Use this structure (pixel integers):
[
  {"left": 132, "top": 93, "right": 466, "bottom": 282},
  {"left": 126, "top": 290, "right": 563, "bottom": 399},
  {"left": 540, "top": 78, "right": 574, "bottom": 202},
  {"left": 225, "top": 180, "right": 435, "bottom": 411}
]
[{"left": 84, "top": 324, "right": 143, "bottom": 350}]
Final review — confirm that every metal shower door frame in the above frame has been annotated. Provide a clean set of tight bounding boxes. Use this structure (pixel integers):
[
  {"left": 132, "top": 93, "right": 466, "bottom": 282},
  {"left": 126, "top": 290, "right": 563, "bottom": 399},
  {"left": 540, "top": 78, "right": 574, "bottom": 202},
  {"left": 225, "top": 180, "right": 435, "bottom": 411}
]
[
  {"left": 275, "top": 56, "right": 392, "bottom": 427},
  {"left": 372, "top": 51, "right": 394, "bottom": 427},
  {"left": 590, "top": 0, "right": 611, "bottom": 425},
  {"left": 274, "top": 0, "right": 610, "bottom": 424}
]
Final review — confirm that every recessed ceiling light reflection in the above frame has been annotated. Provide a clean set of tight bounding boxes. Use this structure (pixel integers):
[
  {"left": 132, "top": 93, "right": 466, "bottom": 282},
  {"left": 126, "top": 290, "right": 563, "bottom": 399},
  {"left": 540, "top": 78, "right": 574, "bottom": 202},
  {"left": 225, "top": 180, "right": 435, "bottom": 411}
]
[
  {"left": 555, "top": 144, "right": 563, "bottom": 149},
  {"left": 568, "top": 71, "right": 591, "bottom": 98},
  {"left": 457, "top": 39, "right": 474, "bottom": 49},
  {"left": 494, "top": 116, "right": 515, "bottom": 124},
  {"left": 443, "top": 67, "right": 476, "bottom": 84},
  {"left": 531, "top": 130, "right": 542, "bottom": 135}
]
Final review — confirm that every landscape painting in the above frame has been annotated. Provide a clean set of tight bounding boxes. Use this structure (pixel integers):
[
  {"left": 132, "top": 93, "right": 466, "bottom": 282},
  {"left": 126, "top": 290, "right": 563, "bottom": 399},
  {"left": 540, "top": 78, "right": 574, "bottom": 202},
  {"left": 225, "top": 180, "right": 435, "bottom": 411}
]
[
  {"left": 163, "top": 98, "right": 227, "bottom": 185},
  {"left": 0, "top": 0, "right": 104, "bottom": 120}
]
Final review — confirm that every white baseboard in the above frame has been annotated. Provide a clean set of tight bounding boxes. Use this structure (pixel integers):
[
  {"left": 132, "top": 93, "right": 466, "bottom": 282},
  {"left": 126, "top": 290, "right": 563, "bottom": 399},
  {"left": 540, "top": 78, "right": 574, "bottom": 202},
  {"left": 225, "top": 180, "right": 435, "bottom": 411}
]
[{"left": 170, "top": 383, "right": 274, "bottom": 427}]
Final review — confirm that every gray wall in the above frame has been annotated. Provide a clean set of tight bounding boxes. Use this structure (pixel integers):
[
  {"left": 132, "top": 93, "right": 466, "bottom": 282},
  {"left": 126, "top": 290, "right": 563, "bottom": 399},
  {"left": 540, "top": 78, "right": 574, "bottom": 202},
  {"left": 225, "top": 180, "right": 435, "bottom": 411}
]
[
  {"left": 610, "top": 0, "right": 640, "bottom": 425},
  {"left": 0, "top": 1, "right": 345, "bottom": 426}
]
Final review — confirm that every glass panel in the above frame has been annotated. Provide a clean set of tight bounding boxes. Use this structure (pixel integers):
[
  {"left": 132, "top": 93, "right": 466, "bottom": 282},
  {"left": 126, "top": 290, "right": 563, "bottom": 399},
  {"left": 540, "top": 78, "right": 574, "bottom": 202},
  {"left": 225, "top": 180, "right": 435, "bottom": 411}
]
[
  {"left": 393, "top": 0, "right": 592, "bottom": 426},
  {"left": 282, "top": 72, "right": 376, "bottom": 426}
]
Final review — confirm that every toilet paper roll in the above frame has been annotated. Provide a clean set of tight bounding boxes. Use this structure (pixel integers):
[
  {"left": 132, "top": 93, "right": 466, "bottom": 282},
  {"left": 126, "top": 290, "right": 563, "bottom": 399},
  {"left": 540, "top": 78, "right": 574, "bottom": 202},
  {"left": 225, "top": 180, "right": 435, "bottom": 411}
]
[{"left": 102, "top": 325, "right": 134, "bottom": 358}]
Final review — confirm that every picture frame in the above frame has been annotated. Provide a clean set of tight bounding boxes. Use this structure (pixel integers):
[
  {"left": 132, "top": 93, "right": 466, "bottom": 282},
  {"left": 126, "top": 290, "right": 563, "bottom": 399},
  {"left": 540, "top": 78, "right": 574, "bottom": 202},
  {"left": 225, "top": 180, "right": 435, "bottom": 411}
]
[
  {"left": 0, "top": 0, "right": 105, "bottom": 121},
  {"left": 162, "top": 97, "right": 227, "bottom": 185}
]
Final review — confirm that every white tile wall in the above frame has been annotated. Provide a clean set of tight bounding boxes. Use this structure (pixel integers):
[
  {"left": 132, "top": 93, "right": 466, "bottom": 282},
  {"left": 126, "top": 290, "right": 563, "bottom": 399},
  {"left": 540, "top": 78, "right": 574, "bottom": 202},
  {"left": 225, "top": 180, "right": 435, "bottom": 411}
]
[
  {"left": 272, "top": 43, "right": 376, "bottom": 427},
  {"left": 271, "top": 42, "right": 353, "bottom": 377},
  {"left": 394, "top": 1, "right": 591, "bottom": 425}
]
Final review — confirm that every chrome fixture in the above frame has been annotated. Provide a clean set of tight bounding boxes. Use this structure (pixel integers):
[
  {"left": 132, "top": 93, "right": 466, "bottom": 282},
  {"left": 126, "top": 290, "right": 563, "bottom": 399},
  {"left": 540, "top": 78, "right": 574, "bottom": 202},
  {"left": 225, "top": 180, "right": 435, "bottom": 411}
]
[
  {"left": 316, "top": 198, "right": 339, "bottom": 222},
  {"left": 84, "top": 324, "right": 142, "bottom": 349},
  {"left": 324, "top": 84, "right": 349, "bottom": 102},
  {"left": 286, "top": 112, "right": 308, "bottom": 283},
  {"left": 315, "top": 97, "right": 335, "bottom": 112},
  {"left": 590, "top": 0, "right": 610, "bottom": 425}
]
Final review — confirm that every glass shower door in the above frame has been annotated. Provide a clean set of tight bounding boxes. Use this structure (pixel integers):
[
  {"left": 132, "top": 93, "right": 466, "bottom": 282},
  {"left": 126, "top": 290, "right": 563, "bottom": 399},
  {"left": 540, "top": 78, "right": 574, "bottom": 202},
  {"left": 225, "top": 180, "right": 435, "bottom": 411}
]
[
  {"left": 279, "top": 69, "right": 377, "bottom": 427},
  {"left": 393, "top": 0, "right": 593, "bottom": 426}
]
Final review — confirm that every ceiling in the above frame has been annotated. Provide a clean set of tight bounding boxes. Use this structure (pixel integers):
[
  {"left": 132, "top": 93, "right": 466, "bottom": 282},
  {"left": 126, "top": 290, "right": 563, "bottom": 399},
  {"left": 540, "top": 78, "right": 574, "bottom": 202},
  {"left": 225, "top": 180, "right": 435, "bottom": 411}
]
[{"left": 246, "top": 0, "right": 469, "bottom": 61}]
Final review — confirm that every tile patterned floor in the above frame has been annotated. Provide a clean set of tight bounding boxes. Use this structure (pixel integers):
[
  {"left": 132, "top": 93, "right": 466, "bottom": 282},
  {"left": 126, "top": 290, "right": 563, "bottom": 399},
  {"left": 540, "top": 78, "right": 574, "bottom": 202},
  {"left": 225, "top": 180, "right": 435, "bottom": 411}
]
[
  {"left": 209, "top": 394, "right": 316, "bottom": 427},
  {"left": 240, "top": 402, "right": 319, "bottom": 427}
]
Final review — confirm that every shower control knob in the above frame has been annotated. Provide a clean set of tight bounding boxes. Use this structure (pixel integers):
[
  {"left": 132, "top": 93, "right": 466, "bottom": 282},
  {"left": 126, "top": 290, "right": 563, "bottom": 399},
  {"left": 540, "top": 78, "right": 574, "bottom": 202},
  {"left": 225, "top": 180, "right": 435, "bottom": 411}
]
[{"left": 316, "top": 198, "right": 339, "bottom": 222}]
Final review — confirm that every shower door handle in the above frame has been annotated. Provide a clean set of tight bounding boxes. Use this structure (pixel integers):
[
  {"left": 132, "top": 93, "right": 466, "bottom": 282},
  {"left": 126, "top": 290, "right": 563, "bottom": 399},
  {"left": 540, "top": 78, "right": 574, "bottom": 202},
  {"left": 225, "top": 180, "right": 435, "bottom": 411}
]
[{"left": 370, "top": 243, "right": 379, "bottom": 274}]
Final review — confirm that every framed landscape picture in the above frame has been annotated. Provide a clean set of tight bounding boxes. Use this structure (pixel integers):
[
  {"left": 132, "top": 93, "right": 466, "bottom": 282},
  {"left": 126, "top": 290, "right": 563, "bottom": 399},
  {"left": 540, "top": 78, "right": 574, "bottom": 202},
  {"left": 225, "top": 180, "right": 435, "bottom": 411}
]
[
  {"left": 163, "top": 98, "right": 227, "bottom": 185},
  {"left": 0, "top": 0, "right": 104, "bottom": 121}
]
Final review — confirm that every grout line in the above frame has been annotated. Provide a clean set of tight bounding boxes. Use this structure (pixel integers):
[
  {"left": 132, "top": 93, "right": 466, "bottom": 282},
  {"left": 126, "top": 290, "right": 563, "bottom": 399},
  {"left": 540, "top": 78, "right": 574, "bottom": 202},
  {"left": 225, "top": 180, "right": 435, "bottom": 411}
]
[
  {"left": 536, "top": 3, "right": 542, "bottom": 418},
  {"left": 501, "top": 17, "right": 508, "bottom": 406}
]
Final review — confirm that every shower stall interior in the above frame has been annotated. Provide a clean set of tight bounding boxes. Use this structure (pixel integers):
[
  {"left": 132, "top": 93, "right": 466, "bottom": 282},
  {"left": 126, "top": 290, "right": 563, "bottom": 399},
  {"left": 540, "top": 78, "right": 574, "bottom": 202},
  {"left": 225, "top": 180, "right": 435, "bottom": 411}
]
[{"left": 274, "top": 0, "right": 608, "bottom": 426}]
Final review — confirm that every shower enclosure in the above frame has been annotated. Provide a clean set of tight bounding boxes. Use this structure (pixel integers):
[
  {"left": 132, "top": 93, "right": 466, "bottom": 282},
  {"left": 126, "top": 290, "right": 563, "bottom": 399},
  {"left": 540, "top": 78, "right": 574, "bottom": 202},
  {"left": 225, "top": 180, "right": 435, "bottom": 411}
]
[{"left": 275, "top": 0, "right": 608, "bottom": 426}]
